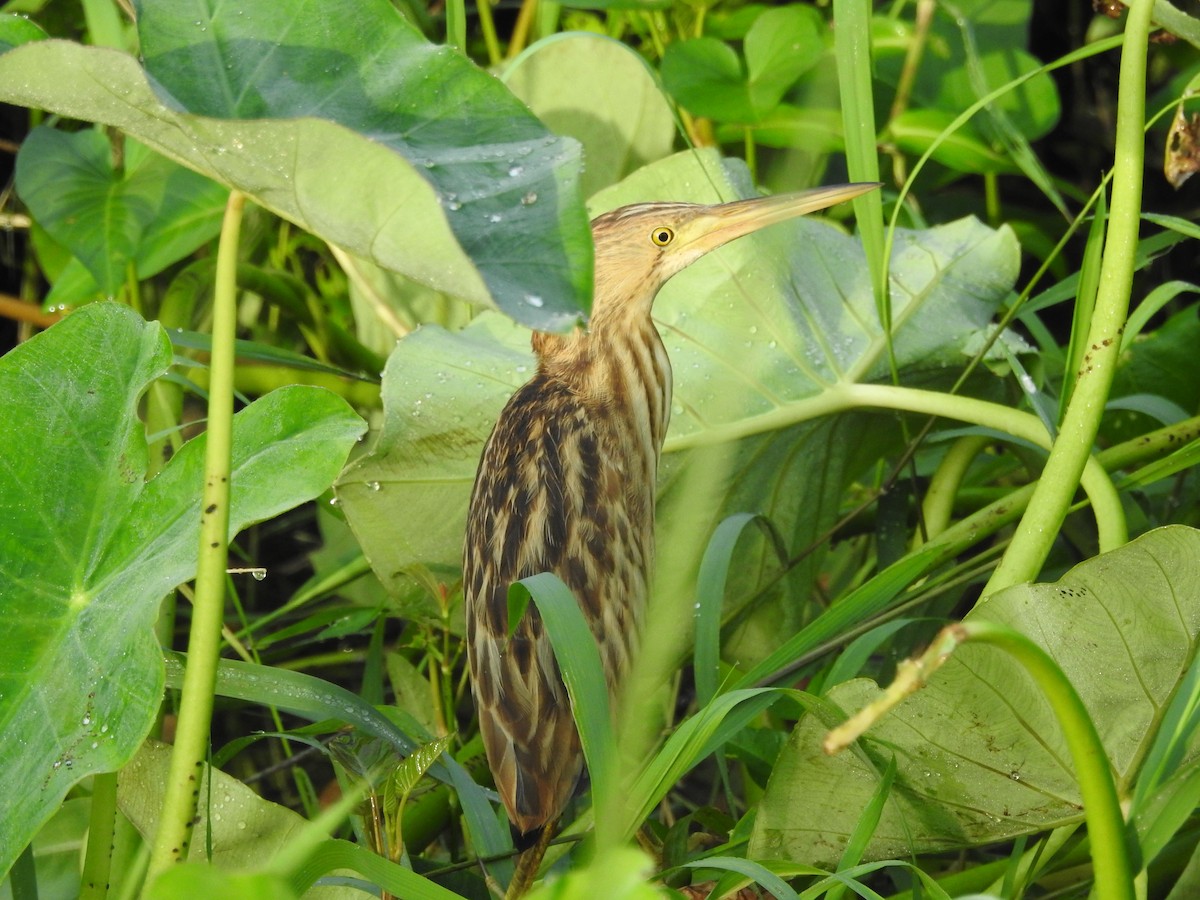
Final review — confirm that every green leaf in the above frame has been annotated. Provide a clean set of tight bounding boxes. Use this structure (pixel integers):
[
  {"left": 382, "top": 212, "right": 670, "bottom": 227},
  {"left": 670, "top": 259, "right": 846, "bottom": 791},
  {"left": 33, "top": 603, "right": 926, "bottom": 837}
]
[
  {"left": 888, "top": 109, "right": 1019, "bottom": 174},
  {"left": 388, "top": 734, "right": 455, "bottom": 811},
  {"left": 750, "top": 526, "right": 1200, "bottom": 865},
  {"left": 121, "top": 741, "right": 332, "bottom": 899},
  {"left": 0, "top": 303, "right": 366, "bottom": 876},
  {"left": 337, "top": 149, "right": 1022, "bottom": 665},
  {"left": 0, "top": 12, "right": 47, "bottom": 51},
  {"left": 937, "top": 47, "right": 1061, "bottom": 143},
  {"left": 661, "top": 38, "right": 754, "bottom": 123},
  {"left": 504, "top": 34, "right": 676, "bottom": 200},
  {"left": 744, "top": 6, "right": 826, "bottom": 115},
  {"left": 0, "top": 0, "right": 592, "bottom": 329},
  {"left": 16, "top": 128, "right": 227, "bottom": 296}
]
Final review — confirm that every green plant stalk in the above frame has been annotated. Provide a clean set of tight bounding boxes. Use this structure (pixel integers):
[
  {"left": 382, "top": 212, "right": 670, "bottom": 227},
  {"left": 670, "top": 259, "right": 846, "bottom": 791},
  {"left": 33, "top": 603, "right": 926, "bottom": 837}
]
[
  {"left": 476, "top": 0, "right": 502, "bottom": 65},
  {"left": 984, "top": 0, "right": 1151, "bottom": 593},
  {"left": 145, "top": 191, "right": 246, "bottom": 883},
  {"left": 832, "top": 0, "right": 885, "bottom": 326},
  {"left": 445, "top": 0, "right": 467, "bottom": 51},
  {"left": 918, "top": 434, "right": 992, "bottom": 544},
  {"left": 80, "top": 771, "right": 119, "bottom": 900},
  {"left": 826, "top": 620, "right": 1134, "bottom": 900},
  {"left": 668, "top": 381, "right": 1124, "bottom": 551}
]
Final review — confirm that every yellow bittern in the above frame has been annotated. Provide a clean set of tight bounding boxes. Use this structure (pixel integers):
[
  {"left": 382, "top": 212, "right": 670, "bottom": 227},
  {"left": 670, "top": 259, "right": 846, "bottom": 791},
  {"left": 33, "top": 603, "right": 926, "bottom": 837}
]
[{"left": 464, "top": 181, "right": 878, "bottom": 895}]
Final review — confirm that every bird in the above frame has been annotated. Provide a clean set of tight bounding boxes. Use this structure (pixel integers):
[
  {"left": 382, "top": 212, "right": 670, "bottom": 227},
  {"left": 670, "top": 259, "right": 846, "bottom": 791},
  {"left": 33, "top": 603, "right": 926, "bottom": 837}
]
[{"left": 463, "top": 181, "right": 879, "bottom": 896}]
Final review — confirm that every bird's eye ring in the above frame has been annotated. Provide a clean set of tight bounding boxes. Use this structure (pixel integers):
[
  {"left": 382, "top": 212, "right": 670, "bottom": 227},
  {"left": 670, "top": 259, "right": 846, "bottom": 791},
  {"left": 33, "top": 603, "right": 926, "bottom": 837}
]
[{"left": 651, "top": 226, "right": 674, "bottom": 246}]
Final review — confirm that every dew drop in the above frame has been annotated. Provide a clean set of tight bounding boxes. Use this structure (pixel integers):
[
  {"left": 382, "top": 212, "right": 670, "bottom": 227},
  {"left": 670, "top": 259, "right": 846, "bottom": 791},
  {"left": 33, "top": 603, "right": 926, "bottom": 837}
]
[
  {"left": 521, "top": 191, "right": 538, "bottom": 206},
  {"left": 367, "top": 481, "right": 382, "bottom": 492},
  {"left": 251, "top": 569, "right": 267, "bottom": 582},
  {"left": 508, "top": 165, "right": 524, "bottom": 177},
  {"left": 82, "top": 714, "right": 91, "bottom": 726},
  {"left": 329, "top": 496, "right": 341, "bottom": 507},
  {"left": 525, "top": 294, "right": 544, "bottom": 308},
  {"left": 488, "top": 213, "right": 503, "bottom": 224}
]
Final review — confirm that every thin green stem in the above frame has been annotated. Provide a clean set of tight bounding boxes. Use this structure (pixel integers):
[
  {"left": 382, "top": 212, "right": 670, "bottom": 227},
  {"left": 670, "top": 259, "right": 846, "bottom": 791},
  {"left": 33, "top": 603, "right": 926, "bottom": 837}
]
[
  {"left": 985, "top": 0, "right": 1151, "bottom": 593},
  {"left": 666, "top": 381, "right": 1124, "bottom": 551},
  {"left": 145, "top": 191, "right": 246, "bottom": 884},
  {"left": 833, "top": 0, "right": 886, "bottom": 335},
  {"left": 917, "top": 434, "right": 991, "bottom": 544},
  {"left": 10, "top": 842, "right": 37, "bottom": 900},
  {"left": 476, "top": 0, "right": 502, "bottom": 66},
  {"left": 445, "top": 0, "right": 466, "bottom": 51},
  {"left": 81, "top": 772, "right": 119, "bottom": 900},
  {"left": 960, "top": 622, "right": 1135, "bottom": 900}
]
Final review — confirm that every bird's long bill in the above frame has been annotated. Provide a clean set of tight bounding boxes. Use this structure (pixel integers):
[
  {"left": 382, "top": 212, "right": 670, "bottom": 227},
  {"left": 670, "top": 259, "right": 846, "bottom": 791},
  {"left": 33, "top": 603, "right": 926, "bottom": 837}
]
[{"left": 685, "top": 182, "right": 880, "bottom": 255}]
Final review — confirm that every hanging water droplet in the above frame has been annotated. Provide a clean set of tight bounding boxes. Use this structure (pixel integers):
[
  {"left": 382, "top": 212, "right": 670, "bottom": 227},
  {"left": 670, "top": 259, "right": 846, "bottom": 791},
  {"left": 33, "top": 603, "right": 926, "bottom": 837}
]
[
  {"left": 329, "top": 496, "right": 341, "bottom": 507},
  {"left": 251, "top": 569, "right": 267, "bottom": 582}
]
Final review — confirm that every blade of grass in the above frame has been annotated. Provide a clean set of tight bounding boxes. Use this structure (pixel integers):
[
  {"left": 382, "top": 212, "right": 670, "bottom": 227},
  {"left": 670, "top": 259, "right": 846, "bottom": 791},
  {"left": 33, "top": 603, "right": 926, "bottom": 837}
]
[
  {"left": 510, "top": 572, "right": 618, "bottom": 848},
  {"left": 694, "top": 513, "right": 786, "bottom": 707},
  {"left": 619, "top": 689, "right": 782, "bottom": 840}
]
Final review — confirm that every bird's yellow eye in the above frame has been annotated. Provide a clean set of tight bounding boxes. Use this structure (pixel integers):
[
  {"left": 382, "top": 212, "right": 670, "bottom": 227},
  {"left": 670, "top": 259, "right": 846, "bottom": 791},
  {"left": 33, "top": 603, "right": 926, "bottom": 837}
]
[{"left": 651, "top": 226, "right": 674, "bottom": 246}]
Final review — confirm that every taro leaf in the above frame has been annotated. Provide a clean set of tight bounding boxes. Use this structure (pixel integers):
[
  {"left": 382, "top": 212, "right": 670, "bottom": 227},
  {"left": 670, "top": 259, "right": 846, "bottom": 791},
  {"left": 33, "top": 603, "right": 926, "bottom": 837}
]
[
  {"left": 336, "top": 149, "right": 1020, "bottom": 661},
  {"left": 119, "top": 741, "right": 348, "bottom": 897},
  {"left": 0, "top": 303, "right": 366, "bottom": 875},
  {"left": 15, "top": 127, "right": 227, "bottom": 298},
  {"left": 750, "top": 526, "right": 1200, "bottom": 866},
  {"left": 0, "top": 12, "right": 47, "bottom": 51},
  {"left": 743, "top": 6, "right": 826, "bottom": 116},
  {"left": 504, "top": 33, "right": 676, "bottom": 199},
  {"left": 0, "top": 0, "right": 591, "bottom": 330},
  {"left": 662, "top": 8, "right": 825, "bottom": 125},
  {"left": 661, "top": 39, "right": 753, "bottom": 124}
]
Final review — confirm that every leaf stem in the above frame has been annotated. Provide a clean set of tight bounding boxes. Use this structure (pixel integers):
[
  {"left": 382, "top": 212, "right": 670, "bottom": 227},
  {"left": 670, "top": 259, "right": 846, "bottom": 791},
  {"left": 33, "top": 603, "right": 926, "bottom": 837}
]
[
  {"left": 80, "top": 772, "right": 118, "bottom": 900},
  {"left": 145, "top": 190, "right": 246, "bottom": 884},
  {"left": 984, "top": 0, "right": 1152, "bottom": 593},
  {"left": 667, "top": 381, "right": 1124, "bottom": 551}
]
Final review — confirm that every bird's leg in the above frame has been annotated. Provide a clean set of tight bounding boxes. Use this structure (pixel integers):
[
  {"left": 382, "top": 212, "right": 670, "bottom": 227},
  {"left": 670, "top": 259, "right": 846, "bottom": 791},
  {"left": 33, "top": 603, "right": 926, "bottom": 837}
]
[{"left": 504, "top": 819, "right": 558, "bottom": 899}]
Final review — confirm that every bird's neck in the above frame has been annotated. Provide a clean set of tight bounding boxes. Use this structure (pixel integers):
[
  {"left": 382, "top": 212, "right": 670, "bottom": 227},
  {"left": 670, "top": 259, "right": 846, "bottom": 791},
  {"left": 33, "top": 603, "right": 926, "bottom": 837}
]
[{"left": 532, "top": 316, "right": 673, "bottom": 456}]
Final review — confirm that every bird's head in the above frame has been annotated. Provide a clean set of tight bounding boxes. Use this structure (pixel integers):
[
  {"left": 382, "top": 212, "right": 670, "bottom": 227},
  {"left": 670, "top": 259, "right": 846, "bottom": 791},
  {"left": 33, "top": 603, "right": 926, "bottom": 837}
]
[{"left": 585, "top": 181, "right": 880, "bottom": 331}]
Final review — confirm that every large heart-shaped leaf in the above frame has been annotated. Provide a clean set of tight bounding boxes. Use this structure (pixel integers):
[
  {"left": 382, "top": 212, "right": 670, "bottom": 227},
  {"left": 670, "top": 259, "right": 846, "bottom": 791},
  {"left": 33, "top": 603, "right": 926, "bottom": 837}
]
[
  {"left": 336, "top": 149, "right": 1020, "bottom": 659},
  {"left": 0, "top": 0, "right": 592, "bottom": 329},
  {"left": 0, "top": 303, "right": 366, "bottom": 874},
  {"left": 15, "top": 127, "right": 227, "bottom": 298},
  {"left": 504, "top": 33, "right": 677, "bottom": 199},
  {"left": 749, "top": 526, "right": 1200, "bottom": 865}
]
